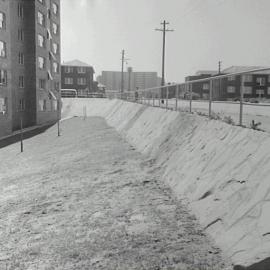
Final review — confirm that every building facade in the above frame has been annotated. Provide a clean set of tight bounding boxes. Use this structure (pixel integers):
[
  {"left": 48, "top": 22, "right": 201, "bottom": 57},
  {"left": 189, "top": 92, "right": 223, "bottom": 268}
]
[
  {"left": 98, "top": 70, "right": 160, "bottom": 92},
  {"left": 222, "top": 66, "right": 270, "bottom": 100},
  {"left": 0, "top": 0, "right": 61, "bottom": 138},
  {"left": 61, "top": 60, "right": 95, "bottom": 96},
  {"left": 185, "top": 67, "right": 270, "bottom": 101}
]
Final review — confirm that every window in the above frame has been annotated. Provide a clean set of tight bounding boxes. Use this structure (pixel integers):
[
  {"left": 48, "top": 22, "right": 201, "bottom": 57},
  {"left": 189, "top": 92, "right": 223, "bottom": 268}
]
[
  {"left": 52, "top": 100, "right": 57, "bottom": 111},
  {"left": 228, "top": 76, "right": 235, "bottom": 81},
  {"left": 47, "top": 9, "right": 51, "bottom": 19},
  {"left": 227, "top": 86, "right": 235, "bottom": 93},
  {"left": 18, "top": 3, "right": 24, "bottom": 18},
  {"left": 0, "top": 12, "right": 6, "bottom": 29},
  {"left": 256, "top": 77, "right": 266, "bottom": 86},
  {"left": 0, "top": 40, "right": 6, "bottom": 57},
  {"left": 39, "top": 100, "right": 44, "bottom": 111},
  {"left": 202, "top": 83, "right": 209, "bottom": 90},
  {"left": 19, "top": 99, "right": 25, "bottom": 111},
  {"left": 52, "top": 3, "right": 58, "bottom": 15},
  {"left": 77, "top": 67, "right": 86, "bottom": 74},
  {"left": 65, "top": 66, "right": 73, "bottom": 73},
  {"left": 77, "top": 78, "right": 86, "bottom": 85},
  {"left": 38, "top": 56, "right": 45, "bottom": 69},
  {"left": 243, "top": 74, "right": 252, "bottom": 82},
  {"left": 54, "top": 82, "right": 60, "bottom": 91},
  {"left": 65, "top": 77, "right": 73, "bottom": 85},
  {"left": 43, "top": 99, "right": 47, "bottom": 111},
  {"left": 39, "top": 79, "right": 46, "bottom": 89},
  {"left": 0, "top": 70, "right": 7, "bottom": 85},
  {"left": 38, "top": 11, "right": 45, "bottom": 26},
  {"left": 52, "top": 43, "right": 59, "bottom": 54},
  {"left": 0, "top": 97, "right": 8, "bottom": 115},
  {"left": 47, "top": 70, "right": 53, "bottom": 80},
  {"left": 19, "top": 76, "right": 24, "bottom": 88},
  {"left": 267, "top": 87, "right": 270, "bottom": 95},
  {"left": 18, "top": 52, "right": 24, "bottom": 65},
  {"left": 256, "top": 89, "right": 264, "bottom": 97},
  {"left": 53, "top": 62, "right": 59, "bottom": 73},
  {"left": 243, "top": 86, "right": 252, "bottom": 95},
  {"left": 18, "top": 29, "right": 24, "bottom": 41},
  {"left": 47, "top": 29, "right": 52, "bottom": 40},
  {"left": 52, "top": 22, "right": 58, "bottom": 35},
  {"left": 38, "top": 34, "right": 45, "bottom": 47}
]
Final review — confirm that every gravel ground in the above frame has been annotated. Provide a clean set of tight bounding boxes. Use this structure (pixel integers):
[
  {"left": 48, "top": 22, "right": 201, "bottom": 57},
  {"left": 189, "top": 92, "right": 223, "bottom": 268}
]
[{"left": 0, "top": 117, "right": 230, "bottom": 269}]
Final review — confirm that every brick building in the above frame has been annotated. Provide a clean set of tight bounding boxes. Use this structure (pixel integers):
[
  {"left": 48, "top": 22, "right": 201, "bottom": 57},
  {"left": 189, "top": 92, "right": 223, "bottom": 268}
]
[
  {"left": 222, "top": 66, "right": 270, "bottom": 100},
  {"left": 61, "top": 60, "right": 95, "bottom": 96},
  {"left": 185, "top": 71, "right": 218, "bottom": 100},
  {"left": 185, "top": 67, "right": 270, "bottom": 101},
  {"left": 0, "top": 0, "right": 61, "bottom": 138}
]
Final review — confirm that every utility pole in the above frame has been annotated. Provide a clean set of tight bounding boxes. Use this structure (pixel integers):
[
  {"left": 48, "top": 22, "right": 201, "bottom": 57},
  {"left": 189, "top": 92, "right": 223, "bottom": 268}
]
[
  {"left": 121, "top": 50, "right": 125, "bottom": 94},
  {"left": 127, "top": 67, "right": 132, "bottom": 91},
  {"left": 120, "top": 50, "right": 129, "bottom": 98},
  {"left": 218, "top": 61, "right": 222, "bottom": 74},
  {"left": 155, "top": 20, "right": 174, "bottom": 86}
]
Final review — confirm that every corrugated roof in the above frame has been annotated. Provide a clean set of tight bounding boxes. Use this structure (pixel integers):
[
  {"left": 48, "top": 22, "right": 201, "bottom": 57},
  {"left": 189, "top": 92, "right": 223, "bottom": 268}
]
[
  {"left": 222, "top": 66, "right": 270, "bottom": 74},
  {"left": 195, "top": 70, "right": 218, "bottom": 76},
  {"left": 62, "top": 59, "right": 92, "bottom": 67}
]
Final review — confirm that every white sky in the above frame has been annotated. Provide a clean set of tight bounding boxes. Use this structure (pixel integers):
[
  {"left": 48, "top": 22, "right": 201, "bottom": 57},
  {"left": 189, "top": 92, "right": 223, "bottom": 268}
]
[{"left": 61, "top": 0, "right": 270, "bottom": 83}]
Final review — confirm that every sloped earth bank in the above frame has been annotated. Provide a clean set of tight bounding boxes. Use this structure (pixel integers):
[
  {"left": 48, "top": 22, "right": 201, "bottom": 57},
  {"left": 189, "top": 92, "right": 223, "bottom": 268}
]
[
  {"left": 62, "top": 98, "right": 270, "bottom": 268},
  {"left": 0, "top": 117, "right": 228, "bottom": 269}
]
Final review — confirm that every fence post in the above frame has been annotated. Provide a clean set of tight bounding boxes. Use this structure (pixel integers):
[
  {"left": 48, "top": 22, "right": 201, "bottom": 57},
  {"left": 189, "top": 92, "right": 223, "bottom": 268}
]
[
  {"left": 20, "top": 117, "right": 23, "bottom": 153},
  {"left": 189, "top": 83, "right": 192, "bottom": 113},
  {"left": 239, "top": 75, "right": 244, "bottom": 126},
  {"left": 57, "top": 100, "right": 61, "bottom": 137},
  {"left": 152, "top": 91, "right": 155, "bottom": 106},
  {"left": 209, "top": 80, "right": 213, "bottom": 118},
  {"left": 175, "top": 84, "right": 179, "bottom": 111},
  {"left": 166, "top": 86, "right": 169, "bottom": 110},
  {"left": 159, "top": 88, "right": 161, "bottom": 107}
]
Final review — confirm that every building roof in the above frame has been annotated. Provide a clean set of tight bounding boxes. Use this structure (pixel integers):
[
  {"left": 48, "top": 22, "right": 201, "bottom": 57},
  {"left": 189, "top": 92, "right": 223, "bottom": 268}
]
[
  {"left": 222, "top": 66, "right": 270, "bottom": 74},
  {"left": 62, "top": 59, "right": 92, "bottom": 68},
  {"left": 195, "top": 70, "right": 218, "bottom": 76}
]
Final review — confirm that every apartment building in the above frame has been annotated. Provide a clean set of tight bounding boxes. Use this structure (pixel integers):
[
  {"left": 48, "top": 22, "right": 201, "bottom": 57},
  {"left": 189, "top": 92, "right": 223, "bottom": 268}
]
[
  {"left": 0, "top": 0, "right": 61, "bottom": 138},
  {"left": 222, "top": 66, "right": 270, "bottom": 100},
  {"left": 61, "top": 60, "right": 95, "bottom": 96},
  {"left": 98, "top": 70, "right": 160, "bottom": 92},
  {"left": 185, "top": 66, "right": 270, "bottom": 101}
]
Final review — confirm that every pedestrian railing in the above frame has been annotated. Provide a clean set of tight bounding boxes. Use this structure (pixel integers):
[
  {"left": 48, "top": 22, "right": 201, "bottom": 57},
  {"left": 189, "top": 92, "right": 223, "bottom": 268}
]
[{"left": 106, "top": 67, "right": 270, "bottom": 133}]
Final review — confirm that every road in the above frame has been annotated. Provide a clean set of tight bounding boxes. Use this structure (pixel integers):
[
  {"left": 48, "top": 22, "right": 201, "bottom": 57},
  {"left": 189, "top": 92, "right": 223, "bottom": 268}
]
[
  {"left": 0, "top": 117, "right": 229, "bottom": 269},
  {"left": 140, "top": 98, "right": 270, "bottom": 132}
]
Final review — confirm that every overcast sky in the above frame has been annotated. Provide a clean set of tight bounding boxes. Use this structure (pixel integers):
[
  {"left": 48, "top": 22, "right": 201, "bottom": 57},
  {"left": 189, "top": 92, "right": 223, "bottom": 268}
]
[{"left": 61, "top": 0, "right": 270, "bottom": 82}]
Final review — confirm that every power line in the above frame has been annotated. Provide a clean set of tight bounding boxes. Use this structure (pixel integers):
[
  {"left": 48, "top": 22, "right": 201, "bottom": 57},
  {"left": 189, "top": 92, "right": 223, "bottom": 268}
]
[{"left": 155, "top": 20, "right": 174, "bottom": 86}]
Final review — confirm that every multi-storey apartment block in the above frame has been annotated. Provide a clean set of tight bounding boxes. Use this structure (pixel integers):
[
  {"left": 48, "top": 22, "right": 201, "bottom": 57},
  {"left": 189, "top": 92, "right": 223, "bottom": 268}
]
[
  {"left": 98, "top": 70, "right": 160, "bottom": 92},
  {"left": 185, "top": 66, "right": 270, "bottom": 101},
  {"left": 0, "top": 0, "right": 61, "bottom": 138},
  {"left": 61, "top": 60, "right": 95, "bottom": 96}
]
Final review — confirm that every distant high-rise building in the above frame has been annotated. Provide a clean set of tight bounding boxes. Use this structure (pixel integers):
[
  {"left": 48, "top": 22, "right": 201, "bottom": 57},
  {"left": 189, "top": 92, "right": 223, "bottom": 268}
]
[
  {"left": 0, "top": 0, "right": 61, "bottom": 138},
  {"left": 98, "top": 70, "right": 160, "bottom": 91}
]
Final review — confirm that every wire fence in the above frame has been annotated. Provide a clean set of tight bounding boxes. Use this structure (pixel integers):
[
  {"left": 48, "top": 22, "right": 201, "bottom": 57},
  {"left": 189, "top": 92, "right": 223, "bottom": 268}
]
[{"left": 106, "top": 67, "right": 270, "bottom": 133}]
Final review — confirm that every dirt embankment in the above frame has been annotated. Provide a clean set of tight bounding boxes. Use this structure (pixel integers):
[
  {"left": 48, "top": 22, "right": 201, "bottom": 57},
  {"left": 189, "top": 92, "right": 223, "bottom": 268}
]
[
  {"left": 0, "top": 117, "right": 228, "bottom": 269},
  {"left": 62, "top": 98, "right": 270, "bottom": 267}
]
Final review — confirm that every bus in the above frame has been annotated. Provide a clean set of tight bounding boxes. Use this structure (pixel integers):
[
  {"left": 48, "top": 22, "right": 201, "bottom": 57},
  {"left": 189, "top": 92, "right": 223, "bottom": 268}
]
[{"left": 60, "top": 89, "right": 77, "bottom": 98}]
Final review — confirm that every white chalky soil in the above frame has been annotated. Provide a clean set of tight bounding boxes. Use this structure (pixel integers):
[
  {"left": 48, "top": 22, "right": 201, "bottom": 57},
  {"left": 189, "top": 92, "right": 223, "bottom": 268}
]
[{"left": 0, "top": 117, "right": 229, "bottom": 269}]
